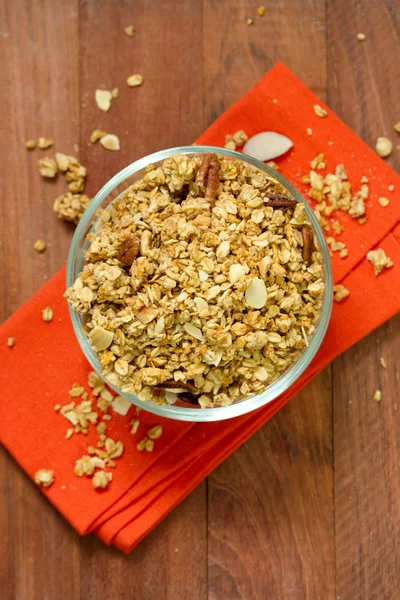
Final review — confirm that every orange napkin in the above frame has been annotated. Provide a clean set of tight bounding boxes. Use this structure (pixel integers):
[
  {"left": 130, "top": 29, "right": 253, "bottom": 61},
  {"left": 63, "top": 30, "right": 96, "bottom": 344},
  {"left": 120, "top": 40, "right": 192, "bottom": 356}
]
[{"left": 1, "top": 62, "right": 399, "bottom": 553}]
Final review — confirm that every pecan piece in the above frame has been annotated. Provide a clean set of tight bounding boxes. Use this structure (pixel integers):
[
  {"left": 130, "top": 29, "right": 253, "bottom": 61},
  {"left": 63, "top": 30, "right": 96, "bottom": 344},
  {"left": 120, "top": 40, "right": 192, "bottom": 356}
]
[
  {"left": 302, "top": 225, "right": 314, "bottom": 263},
  {"left": 157, "top": 380, "right": 198, "bottom": 395},
  {"left": 118, "top": 238, "right": 140, "bottom": 266},
  {"left": 264, "top": 193, "right": 298, "bottom": 208},
  {"left": 195, "top": 153, "right": 220, "bottom": 200}
]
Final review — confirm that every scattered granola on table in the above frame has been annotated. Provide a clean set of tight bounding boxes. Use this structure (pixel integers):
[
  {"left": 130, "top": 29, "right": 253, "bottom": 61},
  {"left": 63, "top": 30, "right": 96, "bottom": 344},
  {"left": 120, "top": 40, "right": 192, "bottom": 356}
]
[
  {"left": 333, "top": 284, "right": 349, "bottom": 303},
  {"left": 39, "top": 157, "right": 58, "bottom": 178},
  {"left": 38, "top": 137, "right": 54, "bottom": 150},
  {"left": 366, "top": 248, "right": 393, "bottom": 276},
  {"left": 66, "top": 153, "right": 325, "bottom": 408},
  {"left": 53, "top": 192, "right": 91, "bottom": 224}
]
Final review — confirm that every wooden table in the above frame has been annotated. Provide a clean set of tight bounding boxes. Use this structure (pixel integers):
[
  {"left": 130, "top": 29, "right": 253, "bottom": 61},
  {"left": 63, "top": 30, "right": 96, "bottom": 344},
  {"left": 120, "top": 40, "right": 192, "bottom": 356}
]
[{"left": 1, "top": 1, "right": 399, "bottom": 598}]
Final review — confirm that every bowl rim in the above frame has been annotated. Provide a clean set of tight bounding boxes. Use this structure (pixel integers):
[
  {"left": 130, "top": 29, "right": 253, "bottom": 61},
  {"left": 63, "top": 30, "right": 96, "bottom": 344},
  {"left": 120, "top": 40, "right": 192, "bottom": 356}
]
[{"left": 67, "top": 145, "right": 333, "bottom": 422}]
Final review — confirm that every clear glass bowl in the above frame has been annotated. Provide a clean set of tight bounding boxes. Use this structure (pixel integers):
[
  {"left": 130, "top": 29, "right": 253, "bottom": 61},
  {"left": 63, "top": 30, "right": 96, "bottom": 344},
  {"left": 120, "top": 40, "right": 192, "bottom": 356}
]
[{"left": 67, "top": 146, "right": 332, "bottom": 422}]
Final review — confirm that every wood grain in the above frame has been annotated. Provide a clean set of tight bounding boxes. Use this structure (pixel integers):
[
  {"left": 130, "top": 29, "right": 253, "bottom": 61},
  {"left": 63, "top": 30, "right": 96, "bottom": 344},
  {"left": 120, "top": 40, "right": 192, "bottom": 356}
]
[{"left": 328, "top": 1, "right": 400, "bottom": 598}]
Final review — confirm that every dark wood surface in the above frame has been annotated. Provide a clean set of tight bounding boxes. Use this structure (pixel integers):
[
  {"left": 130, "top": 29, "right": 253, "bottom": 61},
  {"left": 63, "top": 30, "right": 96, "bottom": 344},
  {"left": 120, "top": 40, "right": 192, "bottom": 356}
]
[{"left": 0, "top": 1, "right": 399, "bottom": 599}]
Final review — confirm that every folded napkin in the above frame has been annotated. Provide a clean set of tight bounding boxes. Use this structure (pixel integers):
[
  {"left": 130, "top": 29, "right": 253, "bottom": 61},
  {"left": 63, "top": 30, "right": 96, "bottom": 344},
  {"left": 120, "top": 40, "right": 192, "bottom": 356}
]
[{"left": 1, "top": 62, "right": 399, "bottom": 553}]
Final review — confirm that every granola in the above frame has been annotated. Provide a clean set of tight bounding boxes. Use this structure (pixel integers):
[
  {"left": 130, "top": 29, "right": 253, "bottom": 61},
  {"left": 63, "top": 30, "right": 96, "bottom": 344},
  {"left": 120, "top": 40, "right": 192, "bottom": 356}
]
[{"left": 66, "top": 153, "right": 325, "bottom": 408}]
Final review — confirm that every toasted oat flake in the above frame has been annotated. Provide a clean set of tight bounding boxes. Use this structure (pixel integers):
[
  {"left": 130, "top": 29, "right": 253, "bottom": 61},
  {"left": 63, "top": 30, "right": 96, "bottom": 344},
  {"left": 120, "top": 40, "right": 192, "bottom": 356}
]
[
  {"left": 380, "top": 357, "right": 387, "bottom": 369},
  {"left": 7, "top": 337, "right": 15, "bottom": 348},
  {"left": 130, "top": 419, "right": 140, "bottom": 435},
  {"left": 375, "top": 137, "right": 392, "bottom": 158},
  {"left": 357, "top": 33, "right": 366, "bottom": 41},
  {"left": 100, "top": 134, "right": 120, "bottom": 151},
  {"left": 127, "top": 74, "right": 144, "bottom": 87},
  {"left": 373, "top": 389, "right": 382, "bottom": 402},
  {"left": 148, "top": 425, "right": 163, "bottom": 440},
  {"left": 334, "top": 284, "right": 350, "bottom": 302},
  {"left": 35, "top": 469, "right": 54, "bottom": 488},
  {"left": 42, "top": 306, "right": 53, "bottom": 322},
  {"left": 25, "top": 139, "right": 36, "bottom": 150},
  {"left": 38, "top": 137, "right": 54, "bottom": 150},
  {"left": 137, "top": 438, "right": 147, "bottom": 451},
  {"left": 366, "top": 248, "right": 393, "bottom": 276},
  {"left": 95, "top": 89, "right": 112, "bottom": 112},
  {"left": 124, "top": 25, "right": 135, "bottom": 36},
  {"left": 145, "top": 439, "right": 154, "bottom": 452},
  {"left": 378, "top": 197, "right": 389, "bottom": 207},
  {"left": 90, "top": 129, "right": 106, "bottom": 144},
  {"left": 313, "top": 104, "right": 327, "bottom": 118}
]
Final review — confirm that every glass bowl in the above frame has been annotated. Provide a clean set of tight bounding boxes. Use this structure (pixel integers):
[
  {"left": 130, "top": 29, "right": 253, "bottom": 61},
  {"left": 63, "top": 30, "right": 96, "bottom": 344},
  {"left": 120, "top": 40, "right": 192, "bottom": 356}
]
[{"left": 67, "top": 146, "right": 332, "bottom": 422}]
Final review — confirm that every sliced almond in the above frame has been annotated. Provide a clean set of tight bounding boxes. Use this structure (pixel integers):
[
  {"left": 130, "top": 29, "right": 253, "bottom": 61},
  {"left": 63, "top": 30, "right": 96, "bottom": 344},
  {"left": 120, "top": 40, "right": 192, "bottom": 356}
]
[
  {"left": 229, "top": 263, "right": 246, "bottom": 284},
  {"left": 259, "top": 255, "right": 272, "bottom": 278},
  {"left": 111, "top": 396, "right": 132, "bottom": 416},
  {"left": 100, "top": 134, "right": 120, "bottom": 152},
  {"left": 95, "top": 89, "right": 112, "bottom": 112},
  {"left": 245, "top": 278, "right": 268, "bottom": 309},
  {"left": 89, "top": 326, "right": 114, "bottom": 351},
  {"left": 183, "top": 322, "right": 203, "bottom": 341},
  {"left": 243, "top": 131, "right": 293, "bottom": 161}
]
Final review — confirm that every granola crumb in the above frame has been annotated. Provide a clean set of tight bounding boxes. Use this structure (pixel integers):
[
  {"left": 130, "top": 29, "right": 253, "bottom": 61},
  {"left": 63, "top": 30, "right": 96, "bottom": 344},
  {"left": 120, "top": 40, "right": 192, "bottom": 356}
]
[
  {"left": 38, "top": 137, "right": 54, "bottom": 150},
  {"left": 307, "top": 128, "right": 312, "bottom": 136},
  {"left": 272, "top": 98, "right": 278, "bottom": 104},
  {"left": 92, "top": 470, "right": 112, "bottom": 489},
  {"left": 127, "top": 74, "right": 144, "bottom": 87},
  {"left": 66, "top": 428, "right": 74, "bottom": 439},
  {"left": 232, "top": 130, "right": 248, "bottom": 146},
  {"left": 95, "top": 89, "right": 112, "bottom": 112},
  {"left": 103, "top": 414, "right": 112, "bottom": 421},
  {"left": 124, "top": 25, "right": 135, "bottom": 36},
  {"left": 375, "top": 137, "right": 392, "bottom": 158},
  {"left": 34, "top": 469, "right": 54, "bottom": 488},
  {"left": 257, "top": 6, "right": 265, "bottom": 16},
  {"left": 333, "top": 284, "right": 350, "bottom": 302},
  {"left": 34, "top": 238, "right": 46, "bottom": 253},
  {"left": 246, "top": 17, "right": 254, "bottom": 26},
  {"left": 145, "top": 439, "right": 154, "bottom": 452},
  {"left": 357, "top": 33, "right": 366, "bottom": 41},
  {"left": 7, "top": 337, "right": 15, "bottom": 348},
  {"left": 224, "top": 140, "right": 236, "bottom": 150},
  {"left": 380, "top": 357, "right": 387, "bottom": 369},
  {"left": 42, "top": 306, "right": 53, "bottom": 322},
  {"left": 39, "top": 157, "right": 58, "bottom": 178},
  {"left": 313, "top": 104, "right": 327, "bottom": 118},
  {"left": 90, "top": 129, "right": 107, "bottom": 144},
  {"left": 393, "top": 122, "right": 400, "bottom": 133},
  {"left": 111, "top": 88, "right": 119, "bottom": 99},
  {"left": 54, "top": 404, "right": 61, "bottom": 411},
  {"left": 358, "top": 217, "right": 367, "bottom": 225},
  {"left": 100, "top": 134, "right": 120, "bottom": 151},
  {"left": 53, "top": 192, "right": 91, "bottom": 224},
  {"left": 25, "top": 139, "right": 36, "bottom": 150},
  {"left": 378, "top": 196, "right": 389, "bottom": 207},
  {"left": 388, "top": 184, "right": 395, "bottom": 192},
  {"left": 366, "top": 248, "right": 393, "bottom": 276},
  {"left": 373, "top": 389, "right": 382, "bottom": 402}
]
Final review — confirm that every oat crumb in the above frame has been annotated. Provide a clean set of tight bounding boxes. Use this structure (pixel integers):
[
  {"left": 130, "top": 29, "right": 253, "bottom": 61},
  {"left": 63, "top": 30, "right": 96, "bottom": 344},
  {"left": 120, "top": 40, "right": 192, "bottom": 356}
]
[
  {"left": 366, "top": 248, "right": 393, "bottom": 276},
  {"left": 124, "top": 25, "right": 135, "bottom": 36},
  {"left": 7, "top": 337, "right": 15, "bottom": 348},
  {"left": 333, "top": 284, "right": 350, "bottom": 302},
  {"left": 378, "top": 197, "right": 389, "bottom": 207},
  {"left": 25, "top": 139, "right": 36, "bottom": 150},
  {"left": 380, "top": 357, "right": 387, "bottom": 369},
  {"left": 394, "top": 122, "right": 400, "bottom": 133},
  {"left": 257, "top": 6, "right": 265, "bottom": 16},
  {"left": 127, "top": 74, "right": 144, "bottom": 87},
  {"left": 90, "top": 129, "right": 107, "bottom": 144},
  {"left": 38, "top": 137, "right": 54, "bottom": 150},
  {"left": 357, "top": 33, "right": 366, "bottom": 41},
  {"left": 373, "top": 389, "right": 382, "bottom": 402},
  {"left": 375, "top": 137, "right": 392, "bottom": 158},
  {"left": 388, "top": 184, "right": 395, "bottom": 192},
  {"left": 307, "top": 128, "right": 312, "bottom": 136},
  {"left": 54, "top": 404, "right": 61, "bottom": 411},
  {"left": 34, "top": 469, "right": 54, "bottom": 488},
  {"left": 246, "top": 17, "right": 254, "bottom": 26},
  {"left": 92, "top": 470, "right": 112, "bottom": 489}
]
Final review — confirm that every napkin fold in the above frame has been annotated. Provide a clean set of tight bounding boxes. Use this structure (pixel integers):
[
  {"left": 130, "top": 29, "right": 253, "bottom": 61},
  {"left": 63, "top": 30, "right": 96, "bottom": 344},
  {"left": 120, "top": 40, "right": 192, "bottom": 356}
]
[{"left": 1, "top": 62, "right": 399, "bottom": 553}]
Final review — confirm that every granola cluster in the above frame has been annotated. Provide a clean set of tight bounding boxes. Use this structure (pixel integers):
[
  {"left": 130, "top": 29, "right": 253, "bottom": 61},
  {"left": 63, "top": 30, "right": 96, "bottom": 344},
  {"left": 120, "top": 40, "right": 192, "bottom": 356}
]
[{"left": 66, "top": 153, "right": 325, "bottom": 408}]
